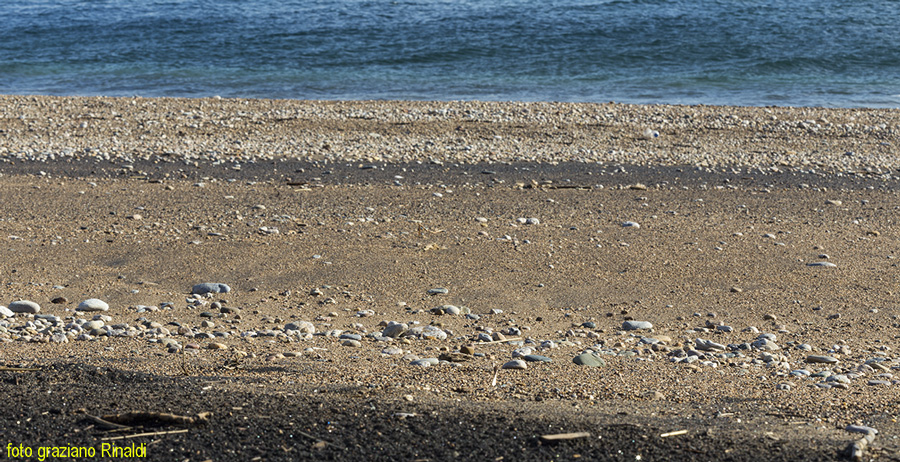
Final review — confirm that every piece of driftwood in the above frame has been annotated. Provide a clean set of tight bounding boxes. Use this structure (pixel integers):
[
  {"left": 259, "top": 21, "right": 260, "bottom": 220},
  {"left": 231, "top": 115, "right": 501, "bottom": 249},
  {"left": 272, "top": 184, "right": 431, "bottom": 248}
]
[
  {"left": 101, "top": 429, "right": 189, "bottom": 441},
  {"left": 100, "top": 411, "right": 211, "bottom": 427},
  {"left": 660, "top": 430, "right": 688, "bottom": 438},
  {"left": 540, "top": 432, "right": 591, "bottom": 442},
  {"left": 84, "top": 415, "right": 132, "bottom": 431},
  {"left": 0, "top": 366, "right": 40, "bottom": 372}
]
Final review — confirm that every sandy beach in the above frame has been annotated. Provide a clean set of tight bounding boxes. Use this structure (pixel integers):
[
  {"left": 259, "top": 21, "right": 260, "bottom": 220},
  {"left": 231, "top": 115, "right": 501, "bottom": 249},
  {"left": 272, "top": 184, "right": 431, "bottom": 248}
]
[{"left": 1, "top": 95, "right": 900, "bottom": 461}]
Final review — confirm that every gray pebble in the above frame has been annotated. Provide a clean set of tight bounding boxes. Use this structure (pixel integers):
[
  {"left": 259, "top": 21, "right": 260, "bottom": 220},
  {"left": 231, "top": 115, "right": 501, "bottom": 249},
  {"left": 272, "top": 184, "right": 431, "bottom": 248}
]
[
  {"left": 622, "top": 320, "right": 653, "bottom": 331},
  {"left": 695, "top": 338, "right": 726, "bottom": 351},
  {"left": 284, "top": 321, "right": 315, "bottom": 334},
  {"left": 806, "top": 355, "right": 840, "bottom": 364},
  {"left": 410, "top": 358, "right": 439, "bottom": 367},
  {"left": 806, "top": 261, "right": 837, "bottom": 268},
  {"left": 191, "top": 283, "right": 231, "bottom": 295},
  {"left": 342, "top": 339, "right": 362, "bottom": 347},
  {"left": 867, "top": 380, "right": 891, "bottom": 386},
  {"left": 76, "top": 299, "right": 109, "bottom": 312},
  {"left": 826, "top": 374, "right": 850, "bottom": 384},
  {"left": 502, "top": 359, "right": 527, "bottom": 370},
  {"left": 8, "top": 300, "right": 40, "bottom": 314},
  {"left": 573, "top": 352, "right": 607, "bottom": 367},
  {"left": 621, "top": 221, "right": 640, "bottom": 228},
  {"left": 83, "top": 320, "right": 105, "bottom": 330},
  {"left": 427, "top": 287, "right": 449, "bottom": 295},
  {"left": 523, "top": 354, "right": 552, "bottom": 362},
  {"left": 382, "top": 322, "right": 409, "bottom": 338}
]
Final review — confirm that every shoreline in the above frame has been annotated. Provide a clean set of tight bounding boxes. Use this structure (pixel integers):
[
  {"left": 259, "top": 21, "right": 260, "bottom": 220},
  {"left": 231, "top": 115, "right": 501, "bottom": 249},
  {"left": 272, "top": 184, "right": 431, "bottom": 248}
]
[{"left": 1, "top": 94, "right": 899, "bottom": 174}]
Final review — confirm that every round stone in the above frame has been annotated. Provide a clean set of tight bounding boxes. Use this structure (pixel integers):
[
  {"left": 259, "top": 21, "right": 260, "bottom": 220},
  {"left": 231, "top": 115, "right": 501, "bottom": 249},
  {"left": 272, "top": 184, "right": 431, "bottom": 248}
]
[
  {"left": 8, "top": 300, "right": 40, "bottom": 314},
  {"left": 76, "top": 299, "right": 109, "bottom": 312}
]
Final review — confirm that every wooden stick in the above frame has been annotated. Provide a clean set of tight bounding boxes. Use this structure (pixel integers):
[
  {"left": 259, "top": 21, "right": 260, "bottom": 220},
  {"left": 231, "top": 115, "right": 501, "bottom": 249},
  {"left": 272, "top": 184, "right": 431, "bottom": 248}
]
[
  {"left": 101, "top": 429, "right": 189, "bottom": 441},
  {"left": 0, "top": 366, "right": 40, "bottom": 372},
  {"left": 660, "top": 430, "right": 688, "bottom": 438}
]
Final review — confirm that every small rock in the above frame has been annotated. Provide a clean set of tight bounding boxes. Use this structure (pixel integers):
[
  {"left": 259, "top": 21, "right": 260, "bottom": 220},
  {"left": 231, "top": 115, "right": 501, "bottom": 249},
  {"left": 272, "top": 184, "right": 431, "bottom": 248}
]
[
  {"left": 502, "top": 360, "right": 527, "bottom": 370},
  {"left": 207, "top": 342, "right": 228, "bottom": 350},
  {"left": 695, "top": 338, "right": 726, "bottom": 351},
  {"left": 573, "top": 352, "right": 606, "bottom": 367},
  {"left": 806, "top": 355, "right": 840, "bottom": 364},
  {"left": 523, "top": 354, "right": 552, "bottom": 362},
  {"left": 410, "top": 358, "right": 439, "bottom": 367},
  {"left": 51, "top": 297, "right": 68, "bottom": 304},
  {"left": 342, "top": 339, "right": 362, "bottom": 347},
  {"left": 76, "top": 299, "right": 109, "bottom": 312},
  {"left": 382, "top": 322, "right": 409, "bottom": 338},
  {"left": 0, "top": 306, "right": 13, "bottom": 317},
  {"left": 8, "top": 300, "right": 40, "bottom": 314},
  {"left": 427, "top": 287, "right": 449, "bottom": 295},
  {"left": 807, "top": 262, "right": 837, "bottom": 268},
  {"left": 621, "top": 221, "right": 641, "bottom": 228},
  {"left": 284, "top": 321, "right": 315, "bottom": 334},
  {"left": 622, "top": 320, "right": 653, "bottom": 330},
  {"left": 191, "top": 283, "right": 231, "bottom": 295}
]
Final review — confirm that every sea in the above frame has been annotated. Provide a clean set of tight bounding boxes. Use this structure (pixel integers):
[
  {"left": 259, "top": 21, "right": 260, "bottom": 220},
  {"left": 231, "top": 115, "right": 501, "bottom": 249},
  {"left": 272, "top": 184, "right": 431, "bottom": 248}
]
[{"left": 2, "top": 0, "right": 899, "bottom": 108}]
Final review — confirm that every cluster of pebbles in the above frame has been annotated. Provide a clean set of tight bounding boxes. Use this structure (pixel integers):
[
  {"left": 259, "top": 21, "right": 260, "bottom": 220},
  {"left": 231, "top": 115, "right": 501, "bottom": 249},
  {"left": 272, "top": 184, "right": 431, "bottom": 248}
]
[
  {"left": 1, "top": 95, "right": 899, "bottom": 175},
  {"left": 3, "top": 284, "right": 897, "bottom": 399}
]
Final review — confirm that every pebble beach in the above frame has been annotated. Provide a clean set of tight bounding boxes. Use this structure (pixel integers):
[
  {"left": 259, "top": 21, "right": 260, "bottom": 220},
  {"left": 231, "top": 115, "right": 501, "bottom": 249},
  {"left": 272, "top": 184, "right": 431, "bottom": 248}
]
[{"left": 2, "top": 95, "right": 900, "bottom": 461}]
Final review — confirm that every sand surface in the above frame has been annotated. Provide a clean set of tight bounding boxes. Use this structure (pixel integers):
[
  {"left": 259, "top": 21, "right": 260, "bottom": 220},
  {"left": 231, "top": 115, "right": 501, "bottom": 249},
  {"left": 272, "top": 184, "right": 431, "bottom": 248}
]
[{"left": 1, "top": 95, "right": 900, "bottom": 461}]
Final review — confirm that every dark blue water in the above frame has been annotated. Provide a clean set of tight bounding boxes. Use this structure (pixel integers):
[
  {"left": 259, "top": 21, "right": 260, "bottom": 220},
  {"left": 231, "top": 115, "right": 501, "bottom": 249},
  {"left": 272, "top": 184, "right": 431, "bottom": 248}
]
[{"left": 2, "top": 0, "right": 899, "bottom": 107}]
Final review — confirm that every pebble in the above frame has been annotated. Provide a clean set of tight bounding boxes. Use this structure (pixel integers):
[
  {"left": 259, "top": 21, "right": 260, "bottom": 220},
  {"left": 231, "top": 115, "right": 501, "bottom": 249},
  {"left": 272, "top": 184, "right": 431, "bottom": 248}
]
[
  {"left": 806, "top": 355, "right": 840, "bottom": 364},
  {"left": 191, "top": 283, "right": 231, "bottom": 295},
  {"left": 382, "top": 322, "right": 409, "bottom": 338},
  {"left": 502, "top": 359, "right": 527, "bottom": 370},
  {"left": 382, "top": 347, "right": 403, "bottom": 355},
  {"left": 523, "top": 354, "right": 552, "bottom": 362},
  {"left": 83, "top": 320, "right": 104, "bottom": 330},
  {"left": 410, "top": 358, "right": 439, "bottom": 367},
  {"left": 621, "top": 221, "right": 640, "bottom": 228},
  {"left": 207, "top": 342, "right": 228, "bottom": 350},
  {"left": 284, "top": 321, "right": 315, "bottom": 334},
  {"left": 51, "top": 297, "right": 68, "bottom": 304},
  {"left": 427, "top": 287, "right": 449, "bottom": 295},
  {"left": 0, "top": 306, "right": 13, "bottom": 317},
  {"left": 622, "top": 320, "right": 653, "bottom": 330},
  {"left": 806, "top": 262, "right": 837, "bottom": 268},
  {"left": 695, "top": 338, "right": 726, "bottom": 351},
  {"left": 342, "top": 339, "right": 362, "bottom": 347},
  {"left": 76, "top": 299, "right": 109, "bottom": 312},
  {"left": 8, "top": 300, "right": 40, "bottom": 314},
  {"left": 573, "top": 352, "right": 607, "bottom": 367}
]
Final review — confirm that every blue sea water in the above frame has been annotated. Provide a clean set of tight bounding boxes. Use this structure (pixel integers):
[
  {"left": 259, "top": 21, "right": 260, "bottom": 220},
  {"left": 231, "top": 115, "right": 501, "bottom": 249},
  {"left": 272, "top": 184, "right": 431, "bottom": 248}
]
[{"left": 1, "top": 0, "right": 899, "bottom": 108}]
